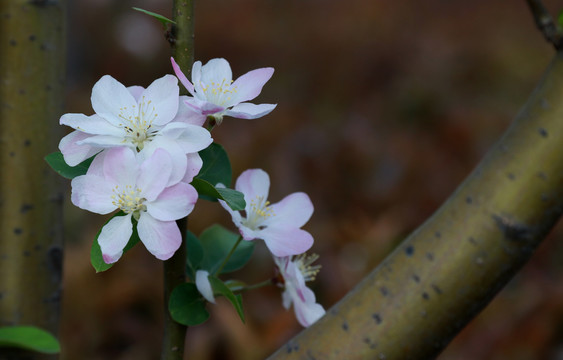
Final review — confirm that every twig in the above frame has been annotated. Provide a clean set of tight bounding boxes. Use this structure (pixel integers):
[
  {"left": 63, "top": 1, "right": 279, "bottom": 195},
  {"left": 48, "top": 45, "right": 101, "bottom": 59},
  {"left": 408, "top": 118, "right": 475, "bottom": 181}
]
[{"left": 526, "top": 0, "right": 563, "bottom": 50}]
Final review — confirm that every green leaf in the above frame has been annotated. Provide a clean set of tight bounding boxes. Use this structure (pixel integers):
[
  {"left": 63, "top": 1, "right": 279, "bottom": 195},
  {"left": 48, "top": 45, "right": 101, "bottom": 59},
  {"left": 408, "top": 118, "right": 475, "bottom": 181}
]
[
  {"left": 559, "top": 10, "right": 563, "bottom": 28},
  {"left": 132, "top": 7, "right": 176, "bottom": 28},
  {"left": 200, "top": 224, "right": 254, "bottom": 274},
  {"left": 191, "top": 178, "right": 245, "bottom": 211},
  {"left": 90, "top": 212, "right": 140, "bottom": 272},
  {"left": 0, "top": 326, "right": 60, "bottom": 354},
  {"left": 196, "top": 143, "right": 232, "bottom": 187},
  {"left": 45, "top": 151, "right": 95, "bottom": 179},
  {"left": 208, "top": 276, "right": 245, "bottom": 323},
  {"left": 169, "top": 283, "right": 209, "bottom": 326},
  {"left": 186, "top": 231, "right": 204, "bottom": 279}
]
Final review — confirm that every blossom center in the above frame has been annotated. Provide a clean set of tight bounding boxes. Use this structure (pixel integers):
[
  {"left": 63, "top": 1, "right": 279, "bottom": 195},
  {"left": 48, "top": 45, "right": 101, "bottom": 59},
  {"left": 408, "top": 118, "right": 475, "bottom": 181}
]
[
  {"left": 294, "top": 254, "right": 321, "bottom": 282},
  {"left": 201, "top": 78, "right": 238, "bottom": 106},
  {"left": 111, "top": 184, "right": 147, "bottom": 220},
  {"left": 118, "top": 96, "right": 159, "bottom": 150},
  {"left": 242, "top": 195, "right": 275, "bottom": 230}
]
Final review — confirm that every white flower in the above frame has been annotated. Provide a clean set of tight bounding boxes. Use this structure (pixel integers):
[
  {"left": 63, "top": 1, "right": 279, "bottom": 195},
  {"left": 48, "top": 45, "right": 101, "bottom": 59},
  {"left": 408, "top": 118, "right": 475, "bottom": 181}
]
[
  {"left": 59, "top": 74, "right": 212, "bottom": 185},
  {"left": 275, "top": 254, "right": 325, "bottom": 327},
  {"left": 171, "top": 57, "right": 276, "bottom": 124},
  {"left": 71, "top": 147, "right": 197, "bottom": 263},
  {"left": 195, "top": 270, "right": 215, "bottom": 303},
  {"left": 219, "top": 169, "right": 314, "bottom": 257}
]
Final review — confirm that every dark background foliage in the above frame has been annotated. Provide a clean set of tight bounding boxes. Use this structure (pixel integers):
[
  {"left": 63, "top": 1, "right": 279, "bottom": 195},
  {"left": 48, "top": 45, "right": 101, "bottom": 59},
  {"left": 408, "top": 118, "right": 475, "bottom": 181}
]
[{"left": 60, "top": 0, "right": 563, "bottom": 359}]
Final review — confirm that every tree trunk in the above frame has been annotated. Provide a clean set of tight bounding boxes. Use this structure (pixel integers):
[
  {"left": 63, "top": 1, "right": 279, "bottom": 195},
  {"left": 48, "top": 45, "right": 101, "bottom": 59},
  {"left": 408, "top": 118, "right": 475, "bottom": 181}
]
[
  {"left": 267, "top": 52, "right": 563, "bottom": 360},
  {"left": 0, "top": 0, "right": 66, "bottom": 358}
]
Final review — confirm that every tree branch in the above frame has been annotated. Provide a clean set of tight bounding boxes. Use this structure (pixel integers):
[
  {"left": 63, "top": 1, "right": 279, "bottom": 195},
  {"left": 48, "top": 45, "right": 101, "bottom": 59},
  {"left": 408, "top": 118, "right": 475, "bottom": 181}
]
[
  {"left": 526, "top": 0, "right": 563, "bottom": 50},
  {"left": 267, "top": 53, "right": 563, "bottom": 360}
]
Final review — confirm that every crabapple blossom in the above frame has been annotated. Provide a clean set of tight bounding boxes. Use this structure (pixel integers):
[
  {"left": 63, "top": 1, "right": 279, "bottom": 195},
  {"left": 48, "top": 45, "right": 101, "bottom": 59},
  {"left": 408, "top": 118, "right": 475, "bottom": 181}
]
[
  {"left": 195, "top": 270, "right": 216, "bottom": 304},
  {"left": 171, "top": 57, "right": 276, "bottom": 124},
  {"left": 71, "top": 147, "right": 197, "bottom": 263},
  {"left": 274, "top": 254, "right": 325, "bottom": 327},
  {"left": 59, "top": 74, "right": 212, "bottom": 184},
  {"left": 219, "top": 169, "right": 314, "bottom": 257}
]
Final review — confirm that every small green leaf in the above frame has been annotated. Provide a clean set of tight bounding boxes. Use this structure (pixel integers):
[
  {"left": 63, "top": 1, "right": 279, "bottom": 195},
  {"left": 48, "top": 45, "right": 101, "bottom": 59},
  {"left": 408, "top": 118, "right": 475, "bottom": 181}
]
[
  {"left": 186, "top": 231, "right": 203, "bottom": 279},
  {"left": 196, "top": 143, "right": 232, "bottom": 187},
  {"left": 191, "top": 178, "right": 245, "bottom": 211},
  {"left": 0, "top": 326, "right": 60, "bottom": 354},
  {"left": 200, "top": 224, "right": 254, "bottom": 274},
  {"left": 90, "top": 212, "right": 140, "bottom": 272},
  {"left": 132, "top": 7, "right": 176, "bottom": 28},
  {"left": 559, "top": 10, "right": 563, "bottom": 28},
  {"left": 45, "top": 151, "right": 95, "bottom": 179},
  {"left": 208, "top": 276, "right": 245, "bottom": 323},
  {"left": 169, "top": 283, "right": 209, "bottom": 326}
]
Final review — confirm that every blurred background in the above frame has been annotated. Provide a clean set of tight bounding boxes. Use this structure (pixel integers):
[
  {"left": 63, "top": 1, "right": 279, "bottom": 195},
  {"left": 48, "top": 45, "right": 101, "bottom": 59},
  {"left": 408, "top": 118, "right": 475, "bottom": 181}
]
[{"left": 60, "top": 0, "right": 563, "bottom": 359}]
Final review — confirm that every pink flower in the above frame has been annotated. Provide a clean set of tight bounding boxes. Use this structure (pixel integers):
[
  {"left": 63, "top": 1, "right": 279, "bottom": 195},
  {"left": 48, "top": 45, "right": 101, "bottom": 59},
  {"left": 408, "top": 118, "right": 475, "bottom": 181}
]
[
  {"left": 219, "top": 169, "right": 314, "bottom": 257},
  {"left": 171, "top": 57, "right": 276, "bottom": 124},
  {"left": 71, "top": 147, "right": 197, "bottom": 263},
  {"left": 274, "top": 254, "right": 325, "bottom": 327},
  {"left": 59, "top": 74, "right": 212, "bottom": 185}
]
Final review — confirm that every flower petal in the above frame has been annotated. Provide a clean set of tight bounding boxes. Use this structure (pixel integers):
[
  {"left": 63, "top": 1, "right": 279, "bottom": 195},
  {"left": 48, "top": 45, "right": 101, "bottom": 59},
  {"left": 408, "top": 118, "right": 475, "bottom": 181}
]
[
  {"left": 58, "top": 130, "right": 100, "bottom": 166},
  {"left": 137, "top": 214, "right": 181, "bottom": 260},
  {"left": 76, "top": 134, "right": 132, "bottom": 148},
  {"left": 171, "top": 57, "right": 195, "bottom": 95},
  {"left": 260, "top": 227, "right": 314, "bottom": 257},
  {"left": 182, "top": 153, "right": 203, "bottom": 183},
  {"left": 140, "top": 137, "right": 186, "bottom": 187},
  {"left": 98, "top": 213, "right": 133, "bottom": 264},
  {"left": 127, "top": 85, "right": 145, "bottom": 102},
  {"left": 70, "top": 174, "right": 116, "bottom": 214},
  {"left": 224, "top": 103, "right": 276, "bottom": 120},
  {"left": 191, "top": 61, "right": 204, "bottom": 95},
  {"left": 183, "top": 97, "right": 225, "bottom": 116},
  {"left": 139, "top": 74, "right": 179, "bottom": 126},
  {"left": 232, "top": 67, "right": 274, "bottom": 103},
  {"left": 60, "top": 113, "right": 124, "bottom": 136},
  {"left": 264, "top": 192, "right": 313, "bottom": 228},
  {"left": 137, "top": 148, "right": 173, "bottom": 201},
  {"left": 200, "top": 58, "right": 232, "bottom": 85},
  {"left": 195, "top": 270, "right": 216, "bottom": 303},
  {"left": 102, "top": 147, "right": 138, "bottom": 187},
  {"left": 91, "top": 75, "right": 138, "bottom": 127},
  {"left": 174, "top": 96, "right": 207, "bottom": 126},
  {"left": 160, "top": 123, "right": 212, "bottom": 153},
  {"left": 235, "top": 169, "right": 270, "bottom": 211},
  {"left": 147, "top": 182, "right": 197, "bottom": 221},
  {"left": 292, "top": 287, "right": 325, "bottom": 327}
]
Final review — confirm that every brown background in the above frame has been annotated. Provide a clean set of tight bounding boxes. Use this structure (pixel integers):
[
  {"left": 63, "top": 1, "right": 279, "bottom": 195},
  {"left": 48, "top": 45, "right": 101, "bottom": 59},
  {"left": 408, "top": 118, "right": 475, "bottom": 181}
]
[{"left": 60, "top": 0, "right": 563, "bottom": 359}]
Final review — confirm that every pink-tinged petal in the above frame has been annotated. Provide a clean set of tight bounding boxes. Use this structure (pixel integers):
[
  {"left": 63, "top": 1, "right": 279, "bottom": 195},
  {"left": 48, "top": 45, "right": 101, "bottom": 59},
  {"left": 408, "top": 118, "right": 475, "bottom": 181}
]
[
  {"left": 60, "top": 113, "right": 124, "bottom": 136},
  {"left": 235, "top": 169, "right": 270, "bottom": 210},
  {"left": 140, "top": 138, "right": 186, "bottom": 187},
  {"left": 264, "top": 192, "right": 313, "bottom": 228},
  {"left": 59, "top": 130, "right": 100, "bottom": 166},
  {"left": 76, "top": 134, "right": 131, "bottom": 148},
  {"left": 293, "top": 290, "right": 325, "bottom": 327},
  {"left": 91, "top": 75, "right": 138, "bottom": 127},
  {"left": 86, "top": 150, "right": 107, "bottom": 177},
  {"left": 98, "top": 213, "right": 133, "bottom": 264},
  {"left": 232, "top": 67, "right": 274, "bottom": 103},
  {"left": 191, "top": 61, "right": 204, "bottom": 95},
  {"left": 224, "top": 103, "right": 276, "bottom": 119},
  {"left": 160, "top": 123, "right": 212, "bottom": 153},
  {"left": 200, "top": 58, "right": 232, "bottom": 85},
  {"left": 195, "top": 270, "right": 216, "bottom": 303},
  {"left": 147, "top": 182, "right": 197, "bottom": 221},
  {"left": 71, "top": 175, "right": 116, "bottom": 214},
  {"left": 239, "top": 225, "right": 260, "bottom": 241},
  {"left": 183, "top": 153, "right": 203, "bottom": 183},
  {"left": 171, "top": 57, "right": 195, "bottom": 95},
  {"left": 140, "top": 74, "right": 179, "bottom": 126},
  {"left": 217, "top": 196, "right": 244, "bottom": 229},
  {"left": 260, "top": 227, "right": 314, "bottom": 257},
  {"left": 137, "top": 149, "right": 173, "bottom": 201},
  {"left": 137, "top": 214, "right": 181, "bottom": 260},
  {"left": 174, "top": 96, "right": 207, "bottom": 126},
  {"left": 127, "top": 85, "right": 145, "bottom": 102},
  {"left": 184, "top": 97, "right": 225, "bottom": 115},
  {"left": 102, "top": 147, "right": 138, "bottom": 186}
]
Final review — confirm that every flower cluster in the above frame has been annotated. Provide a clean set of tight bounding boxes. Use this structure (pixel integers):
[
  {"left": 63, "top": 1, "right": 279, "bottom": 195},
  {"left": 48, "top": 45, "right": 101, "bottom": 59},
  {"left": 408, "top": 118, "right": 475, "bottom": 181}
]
[{"left": 57, "top": 57, "right": 324, "bottom": 328}]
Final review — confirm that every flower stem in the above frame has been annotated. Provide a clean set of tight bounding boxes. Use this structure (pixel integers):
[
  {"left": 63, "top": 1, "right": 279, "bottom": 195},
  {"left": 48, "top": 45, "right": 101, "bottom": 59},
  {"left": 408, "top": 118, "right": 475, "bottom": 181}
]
[
  {"left": 238, "top": 278, "right": 275, "bottom": 292},
  {"left": 214, "top": 235, "right": 243, "bottom": 276}
]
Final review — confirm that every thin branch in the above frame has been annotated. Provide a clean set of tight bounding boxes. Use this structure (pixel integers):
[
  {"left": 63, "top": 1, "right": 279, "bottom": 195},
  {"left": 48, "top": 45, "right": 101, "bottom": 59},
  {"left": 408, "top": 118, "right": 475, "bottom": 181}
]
[
  {"left": 267, "top": 53, "right": 563, "bottom": 360},
  {"left": 526, "top": 0, "right": 563, "bottom": 50}
]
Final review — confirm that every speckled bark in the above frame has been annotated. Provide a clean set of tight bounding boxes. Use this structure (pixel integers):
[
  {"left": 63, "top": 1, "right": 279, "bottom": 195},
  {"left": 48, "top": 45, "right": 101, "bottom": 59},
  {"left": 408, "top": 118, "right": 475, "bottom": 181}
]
[
  {"left": 0, "top": 0, "right": 65, "bottom": 359},
  {"left": 267, "top": 54, "right": 563, "bottom": 360}
]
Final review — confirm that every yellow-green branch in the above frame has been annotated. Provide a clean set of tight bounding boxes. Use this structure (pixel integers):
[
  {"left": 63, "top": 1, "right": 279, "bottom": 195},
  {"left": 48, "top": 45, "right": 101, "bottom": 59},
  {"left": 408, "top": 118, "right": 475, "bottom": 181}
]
[{"left": 267, "top": 53, "right": 563, "bottom": 360}]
